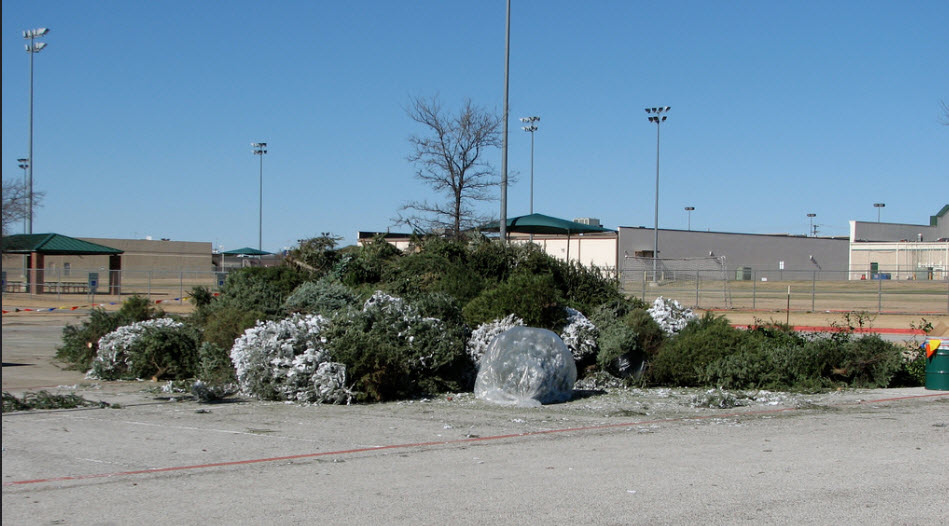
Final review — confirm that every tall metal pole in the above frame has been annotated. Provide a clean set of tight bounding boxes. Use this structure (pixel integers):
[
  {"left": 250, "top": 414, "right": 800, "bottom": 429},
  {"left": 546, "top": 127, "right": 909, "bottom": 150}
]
[
  {"left": 252, "top": 142, "right": 267, "bottom": 252},
  {"left": 654, "top": 122, "right": 660, "bottom": 277},
  {"left": 685, "top": 206, "right": 694, "bottom": 230},
  {"left": 645, "top": 106, "right": 670, "bottom": 281},
  {"left": 17, "top": 159, "right": 29, "bottom": 232},
  {"left": 529, "top": 125, "right": 535, "bottom": 214},
  {"left": 520, "top": 116, "right": 540, "bottom": 215},
  {"left": 807, "top": 213, "right": 816, "bottom": 237},
  {"left": 500, "top": 0, "right": 511, "bottom": 243},
  {"left": 874, "top": 202, "right": 885, "bottom": 223},
  {"left": 23, "top": 28, "right": 49, "bottom": 235}
]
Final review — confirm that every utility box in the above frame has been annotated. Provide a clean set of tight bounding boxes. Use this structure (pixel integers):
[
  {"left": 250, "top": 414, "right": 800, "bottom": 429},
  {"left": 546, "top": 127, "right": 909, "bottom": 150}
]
[
  {"left": 88, "top": 272, "right": 99, "bottom": 294},
  {"left": 735, "top": 267, "right": 752, "bottom": 281},
  {"left": 216, "top": 272, "right": 227, "bottom": 288}
]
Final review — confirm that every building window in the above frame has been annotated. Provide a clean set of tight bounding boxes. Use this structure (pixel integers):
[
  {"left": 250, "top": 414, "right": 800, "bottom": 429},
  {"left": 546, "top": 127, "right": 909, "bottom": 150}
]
[{"left": 63, "top": 262, "right": 71, "bottom": 277}]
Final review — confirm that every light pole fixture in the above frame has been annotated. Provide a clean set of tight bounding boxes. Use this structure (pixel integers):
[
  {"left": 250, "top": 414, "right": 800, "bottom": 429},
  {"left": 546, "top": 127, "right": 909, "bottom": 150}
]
[
  {"left": 23, "top": 27, "right": 49, "bottom": 236},
  {"left": 645, "top": 106, "right": 670, "bottom": 280},
  {"left": 874, "top": 202, "right": 885, "bottom": 223},
  {"left": 252, "top": 142, "right": 267, "bottom": 253},
  {"left": 807, "top": 213, "right": 817, "bottom": 237},
  {"left": 684, "top": 206, "right": 694, "bottom": 231},
  {"left": 520, "top": 116, "right": 540, "bottom": 215}
]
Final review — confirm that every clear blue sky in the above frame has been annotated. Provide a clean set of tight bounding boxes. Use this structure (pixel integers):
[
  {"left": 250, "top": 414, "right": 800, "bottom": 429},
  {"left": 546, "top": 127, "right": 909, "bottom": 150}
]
[{"left": 3, "top": 0, "right": 947, "bottom": 252}]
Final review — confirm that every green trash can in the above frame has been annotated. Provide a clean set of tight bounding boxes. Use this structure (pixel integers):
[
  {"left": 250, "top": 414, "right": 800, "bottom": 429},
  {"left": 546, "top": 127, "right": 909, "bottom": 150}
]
[{"left": 925, "top": 339, "right": 949, "bottom": 391}]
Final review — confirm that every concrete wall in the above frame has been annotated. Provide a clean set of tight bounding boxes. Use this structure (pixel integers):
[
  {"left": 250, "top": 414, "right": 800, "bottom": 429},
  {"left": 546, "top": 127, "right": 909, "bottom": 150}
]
[{"left": 617, "top": 227, "right": 850, "bottom": 281}]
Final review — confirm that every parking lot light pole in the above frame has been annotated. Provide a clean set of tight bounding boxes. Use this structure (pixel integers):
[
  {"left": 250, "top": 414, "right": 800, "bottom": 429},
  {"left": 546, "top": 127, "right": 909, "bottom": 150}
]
[
  {"left": 807, "top": 213, "right": 817, "bottom": 237},
  {"left": 23, "top": 27, "right": 49, "bottom": 235},
  {"left": 645, "top": 106, "right": 670, "bottom": 281},
  {"left": 519, "top": 116, "right": 540, "bottom": 215},
  {"left": 252, "top": 142, "right": 267, "bottom": 252},
  {"left": 874, "top": 202, "right": 885, "bottom": 223},
  {"left": 16, "top": 158, "right": 29, "bottom": 232},
  {"left": 685, "top": 206, "right": 694, "bottom": 230}
]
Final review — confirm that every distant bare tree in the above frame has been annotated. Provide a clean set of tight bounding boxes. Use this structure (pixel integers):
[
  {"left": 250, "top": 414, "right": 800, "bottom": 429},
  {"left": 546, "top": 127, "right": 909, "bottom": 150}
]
[
  {"left": 941, "top": 100, "right": 949, "bottom": 126},
  {"left": 397, "top": 96, "right": 504, "bottom": 238},
  {"left": 2, "top": 179, "right": 44, "bottom": 237}
]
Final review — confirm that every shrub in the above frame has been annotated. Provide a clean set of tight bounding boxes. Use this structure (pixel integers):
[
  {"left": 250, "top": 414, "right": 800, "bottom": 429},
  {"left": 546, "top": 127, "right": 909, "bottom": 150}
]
[
  {"left": 337, "top": 235, "right": 403, "bottom": 287},
  {"left": 835, "top": 335, "right": 902, "bottom": 388},
  {"left": 3, "top": 391, "right": 109, "bottom": 412},
  {"left": 467, "top": 239, "right": 517, "bottom": 284},
  {"left": 56, "top": 295, "right": 164, "bottom": 371},
  {"left": 647, "top": 297, "right": 698, "bottom": 335},
  {"left": 891, "top": 346, "right": 927, "bottom": 387},
  {"left": 559, "top": 262, "right": 622, "bottom": 315},
  {"left": 218, "top": 266, "right": 308, "bottom": 317},
  {"left": 286, "top": 234, "right": 343, "bottom": 278},
  {"left": 88, "top": 318, "right": 199, "bottom": 380},
  {"left": 463, "top": 272, "right": 565, "bottom": 329},
  {"left": 594, "top": 307, "right": 665, "bottom": 380},
  {"left": 200, "top": 304, "right": 265, "bottom": 351},
  {"left": 560, "top": 307, "right": 598, "bottom": 363},
  {"left": 119, "top": 295, "right": 163, "bottom": 321},
  {"left": 410, "top": 291, "right": 466, "bottom": 328},
  {"left": 57, "top": 308, "right": 126, "bottom": 370},
  {"left": 189, "top": 285, "right": 215, "bottom": 308},
  {"left": 646, "top": 313, "right": 744, "bottom": 386},
  {"left": 230, "top": 314, "right": 351, "bottom": 403},
  {"left": 283, "top": 278, "right": 360, "bottom": 316},
  {"left": 324, "top": 292, "right": 472, "bottom": 402},
  {"left": 625, "top": 308, "right": 666, "bottom": 357},
  {"left": 596, "top": 321, "right": 645, "bottom": 379},
  {"left": 197, "top": 342, "right": 237, "bottom": 384},
  {"left": 467, "top": 314, "right": 524, "bottom": 365},
  {"left": 588, "top": 296, "right": 649, "bottom": 324}
]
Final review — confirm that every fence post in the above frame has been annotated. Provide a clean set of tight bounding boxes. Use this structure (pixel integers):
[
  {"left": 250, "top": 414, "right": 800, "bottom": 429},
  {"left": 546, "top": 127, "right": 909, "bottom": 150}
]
[
  {"left": 752, "top": 271, "right": 757, "bottom": 311},
  {"left": 811, "top": 271, "right": 816, "bottom": 312},
  {"left": 695, "top": 270, "right": 700, "bottom": 307},
  {"left": 878, "top": 276, "right": 882, "bottom": 313},
  {"left": 179, "top": 272, "right": 184, "bottom": 305}
]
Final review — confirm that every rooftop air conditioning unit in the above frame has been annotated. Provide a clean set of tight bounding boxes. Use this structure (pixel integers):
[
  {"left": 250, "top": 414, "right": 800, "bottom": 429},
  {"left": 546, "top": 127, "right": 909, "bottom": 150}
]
[{"left": 573, "top": 217, "right": 601, "bottom": 226}]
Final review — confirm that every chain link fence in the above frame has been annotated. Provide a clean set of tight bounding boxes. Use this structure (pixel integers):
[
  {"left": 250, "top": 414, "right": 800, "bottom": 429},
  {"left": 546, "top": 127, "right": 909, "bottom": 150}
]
[
  {"left": 3, "top": 264, "right": 948, "bottom": 314},
  {"left": 621, "top": 263, "right": 949, "bottom": 314},
  {"left": 1, "top": 267, "right": 227, "bottom": 305}
]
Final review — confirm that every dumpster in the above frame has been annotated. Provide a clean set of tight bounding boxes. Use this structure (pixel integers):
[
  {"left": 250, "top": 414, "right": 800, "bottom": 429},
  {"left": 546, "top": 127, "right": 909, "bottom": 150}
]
[{"left": 924, "top": 339, "right": 949, "bottom": 391}]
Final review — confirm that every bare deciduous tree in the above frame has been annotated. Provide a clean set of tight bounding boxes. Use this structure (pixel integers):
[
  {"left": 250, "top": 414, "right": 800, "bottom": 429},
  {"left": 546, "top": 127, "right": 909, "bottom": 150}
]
[
  {"left": 397, "top": 96, "right": 504, "bottom": 238},
  {"left": 941, "top": 100, "right": 949, "bottom": 126},
  {"left": 2, "top": 179, "right": 44, "bottom": 237}
]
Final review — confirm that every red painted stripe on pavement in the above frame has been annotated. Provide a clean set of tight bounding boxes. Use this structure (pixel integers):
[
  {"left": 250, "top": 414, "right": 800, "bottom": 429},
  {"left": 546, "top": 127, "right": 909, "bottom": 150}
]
[
  {"left": 730, "top": 324, "right": 925, "bottom": 335},
  {"left": 4, "top": 391, "right": 947, "bottom": 487}
]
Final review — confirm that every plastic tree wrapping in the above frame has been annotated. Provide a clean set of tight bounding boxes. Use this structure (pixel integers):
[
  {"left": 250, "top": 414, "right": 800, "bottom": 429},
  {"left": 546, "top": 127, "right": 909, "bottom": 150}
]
[{"left": 474, "top": 326, "right": 577, "bottom": 407}]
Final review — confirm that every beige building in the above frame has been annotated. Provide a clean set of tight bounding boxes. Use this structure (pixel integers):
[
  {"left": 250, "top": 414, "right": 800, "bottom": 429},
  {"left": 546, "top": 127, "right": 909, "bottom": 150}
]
[
  {"left": 847, "top": 205, "right": 949, "bottom": 280},
  {"left": 2, "top": 236, "right": 212, "bottom": 286}
]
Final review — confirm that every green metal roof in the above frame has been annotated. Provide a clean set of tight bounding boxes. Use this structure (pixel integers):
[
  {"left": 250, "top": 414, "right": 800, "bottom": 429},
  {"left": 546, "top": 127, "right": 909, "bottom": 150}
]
[
  {"left": 1, "top": 233, "right": 123, "bottom": 255},
  {"left": 931, "top": 204, "right": 949, "bottom": 227},
  {"left": 222, "top": 247, "right": 272, "bottom": 256},
  {"left": 479, "top": 213, "right": 616, "bottom": 235}
]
